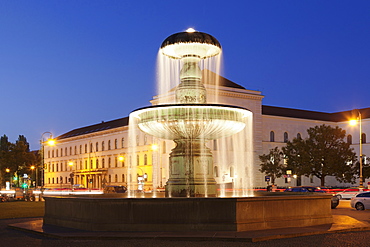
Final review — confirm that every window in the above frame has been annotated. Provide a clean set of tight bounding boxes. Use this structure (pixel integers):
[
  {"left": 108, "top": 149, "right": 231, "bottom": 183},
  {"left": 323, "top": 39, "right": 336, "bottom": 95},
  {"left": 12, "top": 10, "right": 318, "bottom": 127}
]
[
  {"left": 65, "top": 147, "right": 67, "bottom": 156},
  {"left": 122, "top": 174, "right": 125, "bottom": 183},
  {"left": 270, "top": 131, "right": 275, "bottom": 142},
  {"left": 230, "top": 166, "right": 234, "bottom": 177},
  {"left": 48, "top": 151, "right": 50, "bottom": 158},
  {"left": 74, "top": 146, "right": 77, "bottom": 155},
  {"left": 347, "top": 135, "right": 352, "bottom": 144},
  {"left": 85, "top": 144, "right": 87, "bottom": 153},
  {"left": 144, "top": 154, "right": 148, "bottom": 165},
  {"left": 115, "top": 174, "right": 118, "bottom": 182},
  {"left": 102, "top": 141, "right": 105, "bottom": 151},
  {"left": 85, "top": 160, "right": 88, "bottom": 169},
  {"left": 284, "top": 132, "right": 289, "bottom": 143},
  {"left": 61, "top": 148, "right": 63, "bottom": 157},
  {"left": 70, "top": 147, "right": 72, "bottom": 155},
  {"left": 297, "top": 133, "right": 301, "bottom": 139},
  {"left": 108, "top": 157, "right": 111, "bottom": 168},
  {"left": 96, "top": 159, "right": 99, "bottom": 168},
  {"left": 121, "top": 138, "right": 124, "bottom": 148},
  {"left": 115, "top": 157, "right": 118, "bottom": 167},
  {"left": 56, "top": 163, "right": 59, "bottom": 172},
  {"left": 90, "top": 160, "right": 93, "bottom": 169},
  {"left": 80, "top": 145, "right": 82, "bottom": 154},
  {"left": 52, "top": 150, "right": 54, "bottom": 158},
  {"left": 137, "top": 155, "right": 140, "bottom": 166},
  {"left": 90, "top": 143, "right": 93, "bottom": 153},
  {"left": 115, "top": 139, "right": 118, "bottom": 149},
  {"left": 162, "top": 141, "right": 166, "bottom": 154},
  {"left": 109, "top": 175, "right": 111, "bottom": 183},
  {"left": 102, "top": 158, "right": 105, "bottom": 168},
  {"left": 144, "top": 135, "right": 147, "bottom": 145},
  {"left": 108, "top": 140, "right": 111, "bottom": 150},
  {"left": 96, "top": 142, "right": 99, "bottom": 152},
  {"left": 362, "top": 133, "right": 367, "bottom": 144},
  {"left": 136, "top": 135, "right": 139, "bottom": 146},
  {"left": 56, "top": 149, "right": 58, "bottom": 157}
]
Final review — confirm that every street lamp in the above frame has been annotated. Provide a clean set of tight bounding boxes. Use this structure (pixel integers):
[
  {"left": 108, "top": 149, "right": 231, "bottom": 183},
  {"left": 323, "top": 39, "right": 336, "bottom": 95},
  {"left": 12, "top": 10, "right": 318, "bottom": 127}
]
[
  {"left": 350, "top": 112, "right": 364, "bottom": 188},
  {"left": 40, "top": 132, "right": 55, "bottom": 188}
]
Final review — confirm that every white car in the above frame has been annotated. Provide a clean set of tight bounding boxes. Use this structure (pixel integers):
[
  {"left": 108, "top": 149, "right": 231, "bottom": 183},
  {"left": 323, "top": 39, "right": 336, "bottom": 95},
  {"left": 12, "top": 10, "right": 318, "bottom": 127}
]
[
  {"left": 350, "top": 192, "right": 370, "bottom": 210},
  {"left": 336, "top": 187, "right": 367, "bottom": 200}
]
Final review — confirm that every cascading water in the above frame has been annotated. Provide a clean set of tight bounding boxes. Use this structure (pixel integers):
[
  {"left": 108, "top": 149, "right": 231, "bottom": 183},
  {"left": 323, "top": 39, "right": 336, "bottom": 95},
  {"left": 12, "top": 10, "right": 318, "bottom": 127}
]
[{"left": 128, "top": 28, "right": 254, "bottom": 197}]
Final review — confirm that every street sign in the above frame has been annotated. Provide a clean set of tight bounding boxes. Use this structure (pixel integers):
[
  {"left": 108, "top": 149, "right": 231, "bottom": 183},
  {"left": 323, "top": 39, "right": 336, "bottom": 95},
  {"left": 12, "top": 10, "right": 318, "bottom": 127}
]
[{"left": 265, "top": 176, "right": 271, "bottom": 182}]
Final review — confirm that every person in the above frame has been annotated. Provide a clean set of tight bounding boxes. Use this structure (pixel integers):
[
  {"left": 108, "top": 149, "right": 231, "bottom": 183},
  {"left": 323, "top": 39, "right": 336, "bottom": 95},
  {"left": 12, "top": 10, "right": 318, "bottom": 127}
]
[{"left": 266, "top": 185, "right": 272, "bottom": 192}]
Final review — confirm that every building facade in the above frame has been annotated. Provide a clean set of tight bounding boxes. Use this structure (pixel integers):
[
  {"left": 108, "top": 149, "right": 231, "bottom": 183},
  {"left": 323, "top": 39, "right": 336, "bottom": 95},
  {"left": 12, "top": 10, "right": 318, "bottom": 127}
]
[{"left": 43, "top": 72, "right": 370, "bottom": 189}]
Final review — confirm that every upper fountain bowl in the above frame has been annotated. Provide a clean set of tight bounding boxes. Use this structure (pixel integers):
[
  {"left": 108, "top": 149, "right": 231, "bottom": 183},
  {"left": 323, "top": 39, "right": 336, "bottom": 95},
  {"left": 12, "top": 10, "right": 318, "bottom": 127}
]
[{"left": 160, "top": 30, "right": 221, "bottom": 59}]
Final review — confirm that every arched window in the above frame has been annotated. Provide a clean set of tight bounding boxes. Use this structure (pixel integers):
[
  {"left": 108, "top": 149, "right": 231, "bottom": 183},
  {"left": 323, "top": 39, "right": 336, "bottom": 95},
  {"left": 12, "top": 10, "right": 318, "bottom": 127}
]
[
  {"left": 270, "top": 131, "right": 275, "bottom": 142},
  {"left": 362, "top": 133, "right": 366, "bottom": 144},
  {"left": 297, "top": 133, "right": 302, "bottom": 139},
  {"left": 284, "top": 132, "right": 289, "bottom": 143},
  {"left": 347, "top": 135, "right": 352, "bottom": 144},
  {"left": 144, "top": 154, "right": 148, "bottom": 165}
]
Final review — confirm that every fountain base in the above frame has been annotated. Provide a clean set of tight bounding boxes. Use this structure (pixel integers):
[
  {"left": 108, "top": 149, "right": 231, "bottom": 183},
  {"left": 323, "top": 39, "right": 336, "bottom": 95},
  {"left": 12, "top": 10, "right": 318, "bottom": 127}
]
[{"left": 43, "top": 193, "right": 333, "bottom": 232}]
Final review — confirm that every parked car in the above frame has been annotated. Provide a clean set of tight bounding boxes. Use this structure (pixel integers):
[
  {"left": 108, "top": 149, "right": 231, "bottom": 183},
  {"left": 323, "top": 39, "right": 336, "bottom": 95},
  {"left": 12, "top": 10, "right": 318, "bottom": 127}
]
[
  {"left": 350, "top": 192, "right": 370, "bottom": 210},
  {"left": 104, "top": 185, "right": 127, "bottom": 194},
  {"left": 336, "top": 187, "right": 367, "bottom": 200},
  {"left": 284, "top": 186, "right": 339, "bottom": 209}
]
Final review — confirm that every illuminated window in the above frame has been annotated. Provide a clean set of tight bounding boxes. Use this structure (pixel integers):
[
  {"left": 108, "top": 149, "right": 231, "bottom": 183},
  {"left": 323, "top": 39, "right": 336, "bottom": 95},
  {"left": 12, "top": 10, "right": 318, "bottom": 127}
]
[
  {"left": 270, "top": 131, "right": 275, "bottom": 142},
  {"left": 347, "top": 135, "right": 352, "bottom": 144},
  {"left": 136, "top": 135, "right": 139, "bottom": 146}
]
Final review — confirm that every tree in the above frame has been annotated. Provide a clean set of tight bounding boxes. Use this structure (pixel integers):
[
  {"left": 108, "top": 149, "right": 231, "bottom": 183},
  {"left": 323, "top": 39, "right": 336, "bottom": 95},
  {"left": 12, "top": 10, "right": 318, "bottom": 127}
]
[
  {"left": 259, "top": 147, "right": 285, "bottom": 185},
  {"left": 283, "top": 124, "right": 357, "bottom": 186}
]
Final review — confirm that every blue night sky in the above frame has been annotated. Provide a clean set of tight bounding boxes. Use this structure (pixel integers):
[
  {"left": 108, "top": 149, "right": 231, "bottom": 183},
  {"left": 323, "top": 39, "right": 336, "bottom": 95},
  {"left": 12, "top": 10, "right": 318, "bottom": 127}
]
[{"left": 1, "top": 0, "right": 369, "bottom": 149}]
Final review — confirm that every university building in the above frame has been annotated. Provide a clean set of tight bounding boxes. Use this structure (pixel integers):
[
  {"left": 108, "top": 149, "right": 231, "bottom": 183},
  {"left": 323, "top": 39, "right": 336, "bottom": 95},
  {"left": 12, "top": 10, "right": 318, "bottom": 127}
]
[{"left": 43, "top": 71, "right": 370, "bottom": 189}]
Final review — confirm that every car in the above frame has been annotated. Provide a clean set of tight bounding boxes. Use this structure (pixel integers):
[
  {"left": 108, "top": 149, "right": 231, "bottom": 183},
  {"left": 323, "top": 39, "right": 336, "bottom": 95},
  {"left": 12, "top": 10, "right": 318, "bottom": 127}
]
[
  {"left": 350, "top": 192, "right": 370, "bottom": 210},
  {"left": 336, "top": 187, "right": 367, "bottom": 200},
  {"left": 284, "top": 186, "right": 340, "bottom": 209}
]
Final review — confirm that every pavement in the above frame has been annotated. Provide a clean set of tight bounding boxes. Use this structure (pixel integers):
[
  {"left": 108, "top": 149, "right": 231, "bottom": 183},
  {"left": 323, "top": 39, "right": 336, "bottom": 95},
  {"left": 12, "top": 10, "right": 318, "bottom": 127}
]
[{"left": 6, "top": 200, "right": 370, "bottom": 243}]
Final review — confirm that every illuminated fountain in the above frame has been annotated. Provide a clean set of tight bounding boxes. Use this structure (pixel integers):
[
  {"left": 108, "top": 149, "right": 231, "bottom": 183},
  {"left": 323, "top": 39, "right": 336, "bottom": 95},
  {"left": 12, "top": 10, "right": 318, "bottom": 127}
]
[
  {"left": 43, "top": 29, "right": 334, "bottom": 232},
  {"left": 130, "top": 29, "right": 252, "bottom": 197}
]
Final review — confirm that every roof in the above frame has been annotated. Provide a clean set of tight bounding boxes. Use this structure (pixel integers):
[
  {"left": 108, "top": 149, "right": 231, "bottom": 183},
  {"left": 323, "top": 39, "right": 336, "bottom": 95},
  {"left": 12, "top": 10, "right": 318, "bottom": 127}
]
[
  {"left": 262, "top": 105, "right": 370, "bottom": 122},
  {"left": 202, "top": 70, "right": 246, "bottom": 89},
  {"left": 57, "top": 117, "right": 128, "bottom": 140}
]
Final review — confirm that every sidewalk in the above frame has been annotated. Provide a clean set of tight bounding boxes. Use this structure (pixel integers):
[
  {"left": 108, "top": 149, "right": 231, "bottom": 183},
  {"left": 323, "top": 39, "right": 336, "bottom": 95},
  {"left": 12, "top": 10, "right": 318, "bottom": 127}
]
[{"left": 7, "top": 212, "right": 370, "bottom": 242}]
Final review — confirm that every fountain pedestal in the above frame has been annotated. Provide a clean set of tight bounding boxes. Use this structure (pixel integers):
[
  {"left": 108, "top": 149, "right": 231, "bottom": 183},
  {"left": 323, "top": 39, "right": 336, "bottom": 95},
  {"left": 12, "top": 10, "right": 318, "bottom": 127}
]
[{"left": 166, "top": 139, "right": 216, "bottom": 197}]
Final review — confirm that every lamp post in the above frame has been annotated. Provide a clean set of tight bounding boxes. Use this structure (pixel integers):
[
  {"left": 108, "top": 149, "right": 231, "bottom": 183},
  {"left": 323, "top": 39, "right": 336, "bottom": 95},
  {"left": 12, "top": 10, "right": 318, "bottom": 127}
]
[
  {"left": 350, "top": 111, "right": 363, "bottom": 188},
  {"left": 30, "top": 166, "right": 35, "bottom": 187},
  {"left": 40, "top": 132, "right": 55, "bottom": 188}
]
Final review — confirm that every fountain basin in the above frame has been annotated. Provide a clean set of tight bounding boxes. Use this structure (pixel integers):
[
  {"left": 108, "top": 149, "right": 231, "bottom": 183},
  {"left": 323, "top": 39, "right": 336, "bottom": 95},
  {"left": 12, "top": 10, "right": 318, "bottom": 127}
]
[
  {"left": 43, "top": 193, "right": 333, "bottom": 232},
  {"left": 130, "top": 104, "right": 251, "bottom": 140}
]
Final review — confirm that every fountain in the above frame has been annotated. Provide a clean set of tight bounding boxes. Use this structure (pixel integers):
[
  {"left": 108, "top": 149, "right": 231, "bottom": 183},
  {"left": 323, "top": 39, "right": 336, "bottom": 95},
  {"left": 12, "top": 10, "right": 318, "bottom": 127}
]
[
  {"left": 43, "top": 29, "right": 334, "bottom": 232},
  {"left": 130, "top": 29, "right": 252, "bottom": 197}
]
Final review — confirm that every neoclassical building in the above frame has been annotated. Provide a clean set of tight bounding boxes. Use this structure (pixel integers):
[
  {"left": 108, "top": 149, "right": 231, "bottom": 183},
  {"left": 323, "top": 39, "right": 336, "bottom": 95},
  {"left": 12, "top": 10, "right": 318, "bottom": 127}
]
[{"left": 43, "top": 71, "right": 370, "bottom": 189}]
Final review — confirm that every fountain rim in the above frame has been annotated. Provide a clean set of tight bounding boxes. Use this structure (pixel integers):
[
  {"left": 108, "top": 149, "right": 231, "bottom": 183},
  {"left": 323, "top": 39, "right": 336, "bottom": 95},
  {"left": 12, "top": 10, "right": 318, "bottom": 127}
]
[{"left": 130, "top": 103, "right": 252, "bottom": 118}]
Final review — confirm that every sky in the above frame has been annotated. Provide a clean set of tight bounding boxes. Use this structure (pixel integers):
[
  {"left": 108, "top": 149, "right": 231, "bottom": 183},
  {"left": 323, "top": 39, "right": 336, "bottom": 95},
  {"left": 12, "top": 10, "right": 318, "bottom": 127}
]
[{"left": 1, "top": 0, "right": 369, "bottom": 150}]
